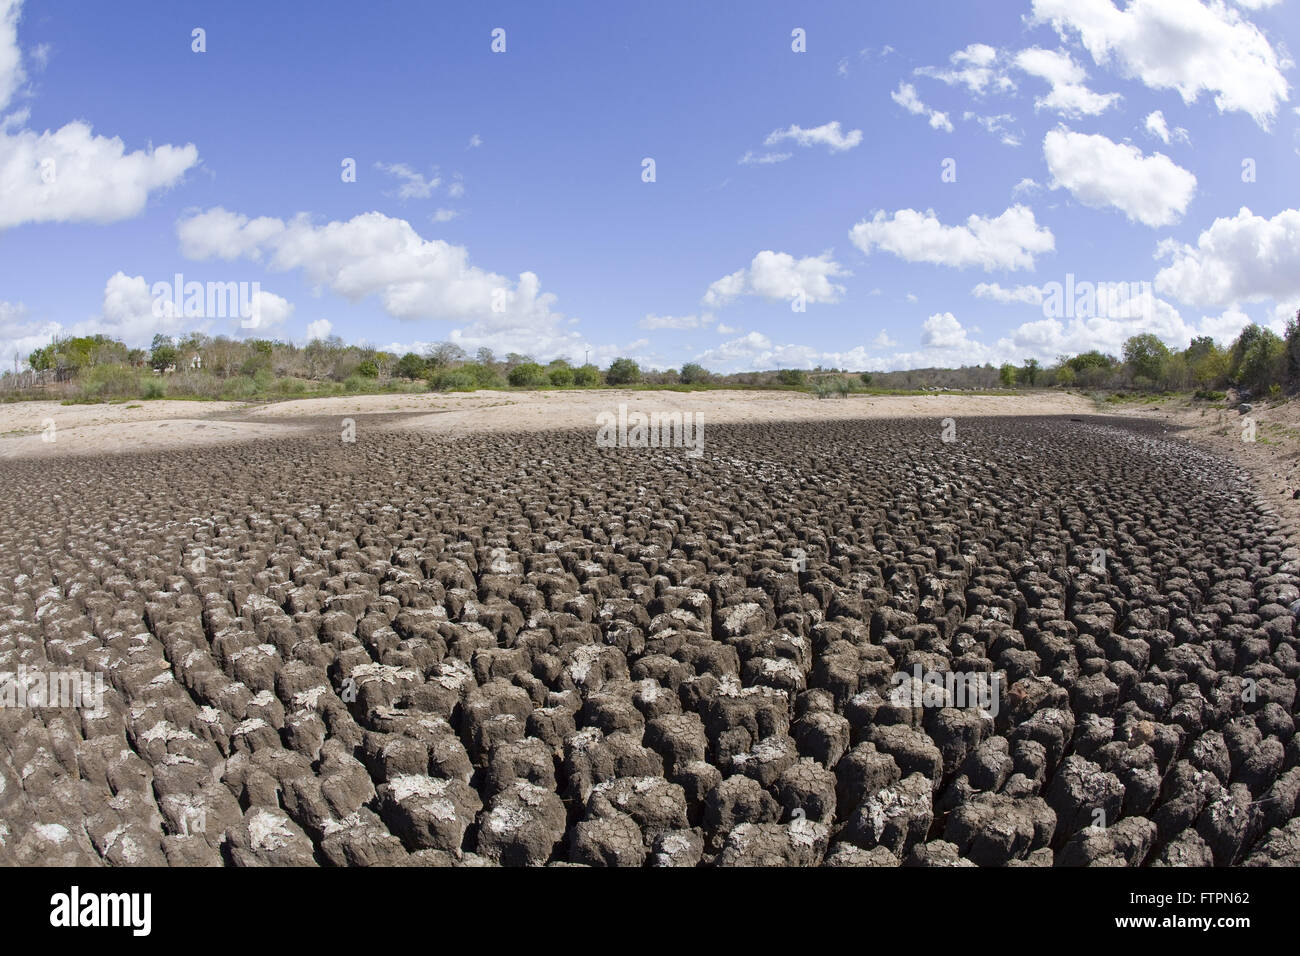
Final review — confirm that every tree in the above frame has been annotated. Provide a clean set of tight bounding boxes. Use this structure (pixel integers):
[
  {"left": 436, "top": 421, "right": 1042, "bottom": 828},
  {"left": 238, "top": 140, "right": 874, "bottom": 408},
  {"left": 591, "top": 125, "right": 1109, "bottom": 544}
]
[
  {"left": 605, "top": 357, "right": 641, "bottom": 385},
  {"left": 1021, "top": 358, "right": 1041, "bottom": 386},
  {"left": 426, "top": 343, "right": 467, "bottom": 369},
  {"left": 150, "top": 334, "right": 178, "bottom": 372},
  {"left": 475, "top": 347, "right": 496, "bottom": 367},
  {"left": 776, "top": 369, "right": 806, "bottom": 387},
  {"left": 394, "top": 353, "right": 428, "bottom": 379},
  {"left": 859, "top": 372, "right": 873, "bottom": 387},
  {"left": 548, "top": 366, "right": 574, "bottom": 386},
  {"left": 999, "top": 363, "right": 1018, "bottom": 388},
  {"left": 679, "top": 362, "right": 710, "bottom": 384},
  {"left": 1122, "top": 334, "right": 1171, "bottom": 383}
]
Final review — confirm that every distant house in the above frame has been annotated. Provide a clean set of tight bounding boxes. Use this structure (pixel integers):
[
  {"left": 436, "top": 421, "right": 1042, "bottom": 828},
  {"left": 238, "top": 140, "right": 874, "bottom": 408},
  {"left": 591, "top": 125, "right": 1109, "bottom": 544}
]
[{"left": 190, "top": 354, "right": 202, "bottom": 370}]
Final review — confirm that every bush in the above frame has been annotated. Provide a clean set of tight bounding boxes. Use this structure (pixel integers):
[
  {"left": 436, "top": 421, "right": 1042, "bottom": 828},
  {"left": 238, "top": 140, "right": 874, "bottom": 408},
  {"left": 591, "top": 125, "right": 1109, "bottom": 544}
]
[
  {"left": 427, "top": 368, "right": 479, "bottom": 391},
  {"left": 356, "top": 359, "right": 379, "bottom": 378},
  {"left": 140, "top": 377, "right": 166, "bottom": 399},
  {"left": 75, "top": 364, "right": 143, "bottom": 402},
  {"left": 507, "top": 362, "right": 549, "bottom": 387},
  {"left": 776, "top": 369, "right": 806, "bottom": 387},
  {"left": 859, "top": 372, "right": 873, "bottom": 387},
  {"left": 1193, "top": 389, "right": 1227, "bottom": 402},
  {"left": 548, "top": 366, "right": 574, "bottom": 387},
  {"left": 605, "top": 357, "right": 641, "bottom": 386},
  {"left": 572, "top": 364, "right": 602, "bottom": 387}
]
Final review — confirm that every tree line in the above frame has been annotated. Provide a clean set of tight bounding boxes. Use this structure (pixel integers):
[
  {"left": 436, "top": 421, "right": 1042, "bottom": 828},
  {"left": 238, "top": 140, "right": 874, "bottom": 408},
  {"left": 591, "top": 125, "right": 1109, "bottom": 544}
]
[{"left": 6, "top": 316, "right": 1299, "bottom": 402}]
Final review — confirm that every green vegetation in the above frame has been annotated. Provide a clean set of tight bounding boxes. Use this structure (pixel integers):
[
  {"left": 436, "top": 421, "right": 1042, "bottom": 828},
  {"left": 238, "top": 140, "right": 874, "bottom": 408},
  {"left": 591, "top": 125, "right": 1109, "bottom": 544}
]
[{"left": 6, "top": 313, "right": 1300, "bottom": 404}]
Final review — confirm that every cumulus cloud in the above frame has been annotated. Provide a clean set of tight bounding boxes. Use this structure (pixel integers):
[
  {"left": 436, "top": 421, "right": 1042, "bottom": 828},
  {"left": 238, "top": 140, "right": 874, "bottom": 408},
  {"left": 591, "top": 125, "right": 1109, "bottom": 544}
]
[
  {"left": 0, "top": 1, "right": 198, "bottom": 232},
  {"left": 1014, "top": 47, "right": 1121, "bottom": 116},
  {"left": 432, "top": 208, "right": 459, "bottom": 223},
  {"left": 0, "top": 124, "right": 197, "bottom": 232},
  {"left": 849, "top": 205, "right": 1055, "bottom": 272},
  {"left": 764, "top": 120, "right": 863, "bottom": 153},
  {"left": 176, "top": 207, "right": 588, "bottom": 359},
  {"left": 1030, "top": 0, "right": 1291, "bottom": 127},
  {"left": 304, "top": 318, "right": 333, "bottom": 342},
  {"left": 891, "top": 83, "right": 954, "bottom": 132},
  {"left": 1044, "top": 128, "right": 1196, "bottom": 227},
  {"left": 703, "top": 251, "right": 849, "bottom": 307},
  {"left": 243, "top": 290, "right": 294, "bottom": 331},
  {"left": 1154, "top": 206, "right": 1300, "bottom": 307}
]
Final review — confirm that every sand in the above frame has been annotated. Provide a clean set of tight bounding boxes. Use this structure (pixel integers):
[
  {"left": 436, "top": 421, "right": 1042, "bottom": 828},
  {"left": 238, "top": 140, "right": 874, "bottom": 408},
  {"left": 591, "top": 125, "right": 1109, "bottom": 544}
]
[{"left": 0, "top": 389, "right": 1099, "bottom": 459}]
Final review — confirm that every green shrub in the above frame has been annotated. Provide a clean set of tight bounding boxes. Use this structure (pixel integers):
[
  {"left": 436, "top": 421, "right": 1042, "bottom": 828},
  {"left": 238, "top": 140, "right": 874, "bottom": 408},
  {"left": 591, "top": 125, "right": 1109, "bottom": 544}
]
[
  {"left": 140, "top": 377, "right": 166, "bottom": 399},
  {"left": 507, "top": 362, "right": 549, "bottom": 387},
  {"left": 605, "top": 357, "right": 641, "bottom": 385},
  {"left": 548, "top": 366, "right": 574, "bottom": 387},
  {"left": 572, "top": 364, "right": 602, "bottom": 387},
  {"left": 356, "top": 359, "right": 379, "bottom": 378},
  {"left": 776, "top": 369, "right": 807, "bottom": 387}
]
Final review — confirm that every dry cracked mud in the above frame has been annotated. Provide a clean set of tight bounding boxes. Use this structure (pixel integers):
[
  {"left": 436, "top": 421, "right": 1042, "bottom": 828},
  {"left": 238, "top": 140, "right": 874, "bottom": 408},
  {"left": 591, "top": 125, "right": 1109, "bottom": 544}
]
[{"left": 2, "top": 415, "right": 1298, "bottom": 867}]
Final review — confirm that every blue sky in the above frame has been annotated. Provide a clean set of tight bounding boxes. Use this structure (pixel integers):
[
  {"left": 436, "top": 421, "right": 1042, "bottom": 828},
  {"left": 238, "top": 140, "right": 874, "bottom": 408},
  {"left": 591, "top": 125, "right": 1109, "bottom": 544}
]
[{"left": 1, "top": 0, "right": 1298, "bottom": 372}]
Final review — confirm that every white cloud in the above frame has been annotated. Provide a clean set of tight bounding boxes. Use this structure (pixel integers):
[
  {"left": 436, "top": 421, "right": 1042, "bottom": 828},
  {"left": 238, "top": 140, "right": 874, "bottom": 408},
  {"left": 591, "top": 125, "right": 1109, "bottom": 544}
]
[
  {"left": 468, "top": 134, "right": 482, "bottom": 148},
  {"left": 1154, "top": 206, "right": 1300, "bottom": 307},
  {"left": 716, "top": 322, "right": 739, "bottom": 334},
  {"left": 891, "top": 83, "right": 954, "bottom": 132},
  {"left": 917, "top": 43, "right": 1015, "bottom": 95},
  {"left": 1143, "top": 109, "right": 1189, "bottom": 144},
  {"left": 304, "top": 318, "right": 333, "bottom": 341},
  {"left": 177, "top": 207, "right": 588, "bottom": 359},
  {"left": 639, "top": 313, "right": 716, "bottom": 330},
  {"left": 0, "top": 0, "right": 23, "bottom": 113},
  {"left": 1014, "top": 47, "right": 1121, "bottom": 116},
  {"left": 921, "top": 312, "right": 973, "bottom": 348},
  {"left": 703, "top": 251, "right": 849, "bottom": 307},
  {"left": 1030, "top": 0, "right": 1291, "bottom": 128},
  {"left": 0, "top": 299, "right": 62, "bottom": 370},
  {"left": 872, "top": 329, "right": 898, "bottom": 348},
  {"left": 1044, "top": 128, "right": 1196, "bottom": 227},
  {"left": 243, "top": 289, "right": 294, "bottom": 331},
  {"left": 972, "top": 282, "right": 1046, "bottom": 305},
  {"left": 849, "top": 205, "right": 1055, "bottom": 272},
  {"left": 0, "top": 124, "right": 197, "bottom": 230},
  {"left": 738, "top": 150, "right": 792, "bottom": 165},
  {"left": 1012, "top": 177, "right": 1042, "bottom": 196},
  {"left": 375, "top": 162, "right": 440, "bottom": 200},
  {"left": 0, "top": 1, "right": 199, "bottom": 232},
  {"left": 93, "top": 272, "right": 191, "bottom": 346},
  {"left": 764, "top": 120, "right": 864, "bottom": 153},
  {"left": 432, "top": 208, "right": 459, "bottom": 223}
]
